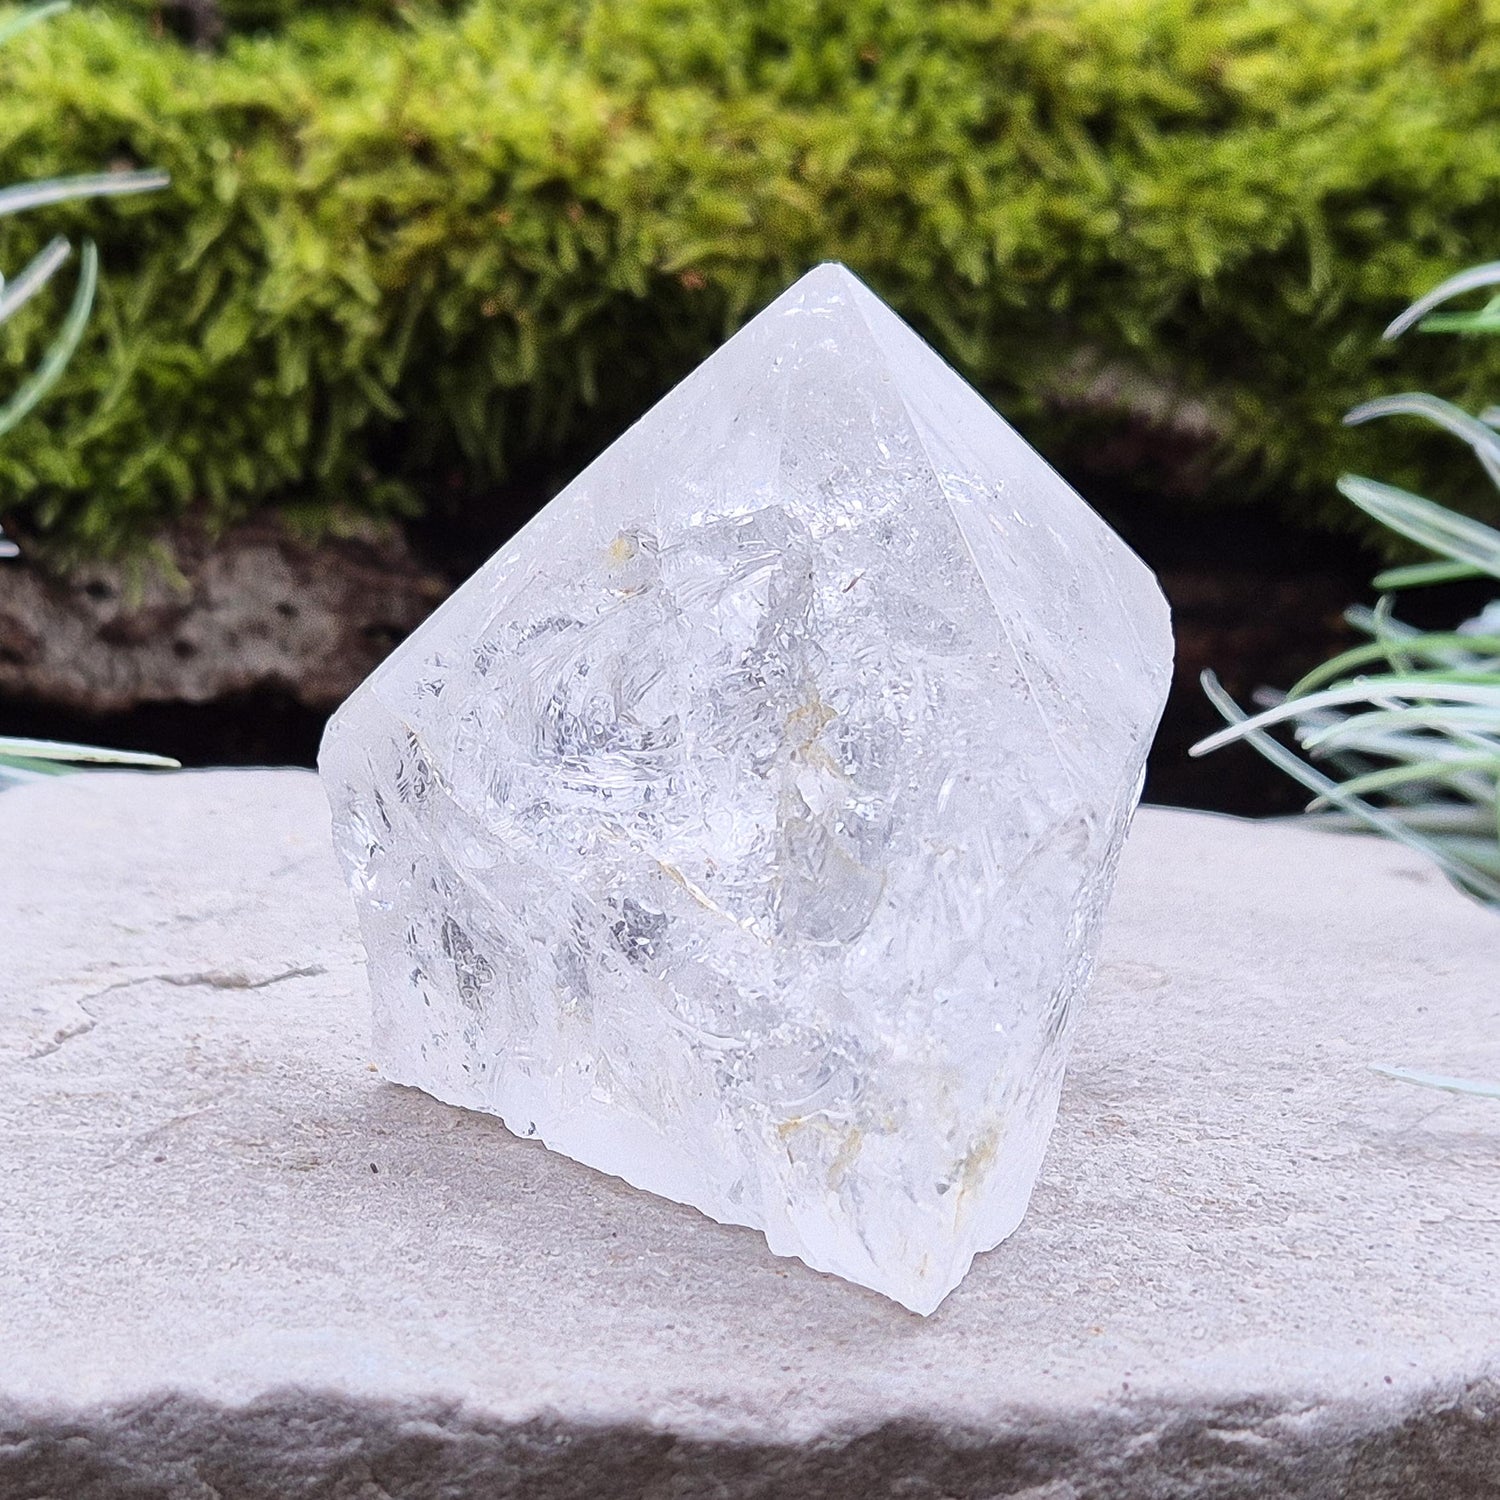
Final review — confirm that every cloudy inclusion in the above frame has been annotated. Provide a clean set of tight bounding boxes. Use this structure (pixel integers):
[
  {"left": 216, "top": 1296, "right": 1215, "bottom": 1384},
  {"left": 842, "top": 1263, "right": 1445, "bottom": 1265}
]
[{"left": 319, "top": 264, "right": 1173, "bottom": 1314}]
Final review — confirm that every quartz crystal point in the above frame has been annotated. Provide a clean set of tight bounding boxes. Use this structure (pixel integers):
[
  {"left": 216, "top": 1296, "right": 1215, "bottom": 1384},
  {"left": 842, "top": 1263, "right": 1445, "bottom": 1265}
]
[{"left": 319, "top": 264, "right": 1173, "bottom": 1314}]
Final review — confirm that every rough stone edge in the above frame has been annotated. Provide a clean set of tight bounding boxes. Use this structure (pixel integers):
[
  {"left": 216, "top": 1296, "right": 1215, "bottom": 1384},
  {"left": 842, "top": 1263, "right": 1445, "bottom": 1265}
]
[{"left": 3, "top": 1375, "right": 1497, "bottom": 1499}]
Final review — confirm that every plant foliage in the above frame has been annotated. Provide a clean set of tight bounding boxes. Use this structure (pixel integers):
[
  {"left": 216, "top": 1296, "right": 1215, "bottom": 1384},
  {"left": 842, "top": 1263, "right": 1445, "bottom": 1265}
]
[
  {"left": 0, "top": 0, "right": 173, "bottom": 783},
  {"left": 3, "top": 0, "right": 1500, "bottom": 556},
  {"left": 1195, "top": 263, "right": 1500, "bottom": 1096}
]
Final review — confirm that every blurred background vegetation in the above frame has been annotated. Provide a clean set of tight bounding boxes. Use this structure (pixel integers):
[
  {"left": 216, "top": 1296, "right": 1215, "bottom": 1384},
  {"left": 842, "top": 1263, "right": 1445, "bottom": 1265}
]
[{"left": 0, "top": 0, "right": 1498, "bottom": 558}]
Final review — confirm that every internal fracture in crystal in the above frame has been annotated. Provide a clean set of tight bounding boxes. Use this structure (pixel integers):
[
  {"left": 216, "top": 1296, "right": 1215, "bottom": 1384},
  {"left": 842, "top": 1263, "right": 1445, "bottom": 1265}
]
[{"left": 319, "top": 264, "right": 1173, "bottom": 1314}]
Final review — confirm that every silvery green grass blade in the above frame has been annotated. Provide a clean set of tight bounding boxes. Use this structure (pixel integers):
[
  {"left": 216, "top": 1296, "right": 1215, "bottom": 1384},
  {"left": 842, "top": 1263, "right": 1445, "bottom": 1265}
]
[
  {"left": 1352, "top": 607, "right": 1406, "bottom": 638},
  {"left": 1192, "top": 676, "right": 1500, "bottom": 754},
  {"left": 1297, "top": 709, "right": 1500, "bottom": 763},
  {"left": 0, "top": 738, "right": 177, "bottom": 791},
  {"left": 1356, "top": 804, "right": 1500, "bottom": 836},
  {"left": 1414, "top": 293, "right": 1500, "bottom": 335},
  {"left": 1337, "top": 476, "right": 1500, "bottom": 581},
  {"left": 0, "top": 169, "right": 170, "bottom": 220},
  {"left": 1383, "top": 262, "right": 1500, "bottom": 338},
  {"left": 0, "top": 236, "right": 95, "bottom": 438},
  {"left": 0, "top": 234, "right": 69, "bottom": 322},
  {"left": 0, "top": 735, "right": 176, "bottom": 766},
  {"left": 1371, "top": 1067, "right": 1500, "bottom": 1100},
  {"left": 1346, "top": 393, "right": 1500, "bottom": 489},
  {"left": 0, "top": 754, "right": 69, "bottom": 777},
  {"left": 1195, "top": 671, "right": 1500, "bottom": 903},
  {"left": 1307, "top": 754, "right": 1500, "bottom": 807},
  {"left": 1372, "top": 559, "right": 1485, "bottom": 589},
  {"left": 0, "top": 0, "right": 68, "bottom": 47},
  {"left": 1288, "top": 634, "right": 1500, "bottom": 696}
]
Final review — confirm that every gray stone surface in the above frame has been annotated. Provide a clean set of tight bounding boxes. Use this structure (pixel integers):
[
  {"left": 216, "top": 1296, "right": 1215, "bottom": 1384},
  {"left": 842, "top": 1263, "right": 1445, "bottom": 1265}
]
[{"left": 2, "top": 768, "right": 1497, "bottom": 1498}]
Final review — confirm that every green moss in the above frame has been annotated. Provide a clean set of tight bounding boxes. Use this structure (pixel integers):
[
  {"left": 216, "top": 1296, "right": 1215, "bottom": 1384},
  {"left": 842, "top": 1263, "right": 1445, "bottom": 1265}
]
[{"left": 2, "top": 0, "right": 1500, "bottom": 557}]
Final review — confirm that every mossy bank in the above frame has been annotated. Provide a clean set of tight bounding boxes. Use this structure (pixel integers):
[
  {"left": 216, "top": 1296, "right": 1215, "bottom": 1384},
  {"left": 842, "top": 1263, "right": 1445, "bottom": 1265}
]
[{"left": 2, "top": 0, "right": 1500, "bottom": 558}]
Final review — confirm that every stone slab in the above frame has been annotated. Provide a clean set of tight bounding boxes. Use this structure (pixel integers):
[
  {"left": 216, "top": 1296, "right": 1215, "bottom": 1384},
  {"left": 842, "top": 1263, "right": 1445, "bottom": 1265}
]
[{"left": 2, "top": 769, "right": 1498, "bottom": 1498}]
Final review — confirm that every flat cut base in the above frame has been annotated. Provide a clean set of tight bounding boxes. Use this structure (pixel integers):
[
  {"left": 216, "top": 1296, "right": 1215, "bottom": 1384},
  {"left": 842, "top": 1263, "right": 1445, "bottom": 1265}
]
[{"left": 2, "top": 770, "right": 1498, "bottom": 1498}]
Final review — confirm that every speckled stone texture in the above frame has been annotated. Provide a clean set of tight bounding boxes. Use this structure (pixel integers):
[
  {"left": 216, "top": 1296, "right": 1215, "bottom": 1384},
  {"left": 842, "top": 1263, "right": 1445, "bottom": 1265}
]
[{"left": 2, "top": 769, "right": 1498, "bottom": 1499}]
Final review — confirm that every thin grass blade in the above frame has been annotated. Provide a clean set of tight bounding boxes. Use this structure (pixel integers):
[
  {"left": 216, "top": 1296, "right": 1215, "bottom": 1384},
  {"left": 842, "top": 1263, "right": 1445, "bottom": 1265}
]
[
  {"left": 1192, "top": 676, "right": 1500, "bottom": 756},
  {"left": 0, "top": 169, "right": 170, "bottom": 220},
  {"left": 0, "top": 1, "right": 70, "bottom": 47},
  {"left": 1384, "top": 263, "right": 1500, "bottom": 339},
  {"left": 1306, "top": 754, "right": 1500, "bottom": 808},
  {"left": 1372, "top": 560, "right": 1486, "bottom": 590},
  {"left": 1298, "top": 707, "right": 1500, "bottom": 757},
  {"left": 1345, "top": 603, "right": 1420, "bottom": 641},
  {"left": 0, "top": 734, "right": 178, "bottom": 767},
  {"left": 0, "top": 238, "right": 95, "bottom": 437},
  {"left": 1345, "top": 393, "right": 1500, "bottom": 489},
  {"left": 1371, "top": 1066, "right": 1500, "bottom": 1099},
  {"left": 1197, "top": 672, "right": 1500, "bottom": 901},
  {"left": 1337, "top": 476, "right": 1500, "bottom": 581},
  {"left": 1287, "top": 634, "right": 1500, "bottom": 698},
  {"left": 0, "top": 752, "right": 72, "bottom": 777},
  {"left": 0, "top": 235, "right": 69, "bottom": 323}
]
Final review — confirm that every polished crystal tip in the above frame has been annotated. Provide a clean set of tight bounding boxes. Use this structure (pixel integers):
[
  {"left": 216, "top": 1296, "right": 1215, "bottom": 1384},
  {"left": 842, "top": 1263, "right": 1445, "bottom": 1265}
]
[{"left": 320, "top": 263, "right": 1173, "bottom": 1313}]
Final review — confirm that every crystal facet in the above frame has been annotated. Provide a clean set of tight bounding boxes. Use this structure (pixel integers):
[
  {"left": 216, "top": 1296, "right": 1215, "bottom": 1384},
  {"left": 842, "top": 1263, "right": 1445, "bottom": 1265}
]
[{"left": 319, "top": 264, "right": 1173, "bottom": 1313}]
